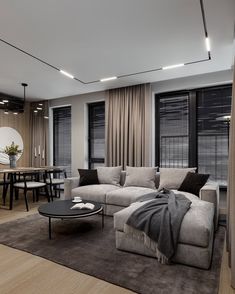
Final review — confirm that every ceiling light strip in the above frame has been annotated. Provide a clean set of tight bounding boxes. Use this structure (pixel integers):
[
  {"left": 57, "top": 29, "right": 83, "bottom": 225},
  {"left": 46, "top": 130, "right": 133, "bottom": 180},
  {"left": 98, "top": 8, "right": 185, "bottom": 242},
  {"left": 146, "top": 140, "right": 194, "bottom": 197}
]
[
  {"left": 100, "top": 76, "right": 117, "bottom": 82},
  {"left": 199, "top": 0, "right": 211, "bottom": 59},
  {"left": 60, "top": 70, "right": 74, "bottom": 79}
]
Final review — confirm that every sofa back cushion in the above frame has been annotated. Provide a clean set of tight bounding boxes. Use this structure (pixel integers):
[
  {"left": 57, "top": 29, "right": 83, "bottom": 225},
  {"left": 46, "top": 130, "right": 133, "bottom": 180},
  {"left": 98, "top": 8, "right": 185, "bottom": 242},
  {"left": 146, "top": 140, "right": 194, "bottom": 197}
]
[
  {"left": 124, "top": 166, "right": 157, "bottom": 189},
  {"left": 178, "top": 172, "right": 210, "bottom": 196},
  {"left": 158, "top": 167, "right": 196, "bottom": 191},
  {"left": 97, "top": 166, "right": 122, "bottom": 186},
  {"left": 78, "top": 169, "right": 99, "bottom": 186},
  {"left": 120, "top": 170, "right": 160, "bottom": 188}
]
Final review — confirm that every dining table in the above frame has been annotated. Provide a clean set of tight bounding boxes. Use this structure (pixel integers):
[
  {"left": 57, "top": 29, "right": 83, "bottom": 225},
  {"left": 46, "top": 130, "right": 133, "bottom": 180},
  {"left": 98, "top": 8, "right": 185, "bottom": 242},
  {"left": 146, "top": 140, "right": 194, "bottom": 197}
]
[{"left": 0, "top": 166, "right": 66, "bottom": 210}]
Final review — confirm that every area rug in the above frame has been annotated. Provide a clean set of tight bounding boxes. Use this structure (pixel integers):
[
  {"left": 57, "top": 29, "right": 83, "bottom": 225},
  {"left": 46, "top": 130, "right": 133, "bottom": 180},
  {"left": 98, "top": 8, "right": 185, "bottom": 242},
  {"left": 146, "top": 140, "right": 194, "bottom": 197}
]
[{"left": 0, "top": 214, "right": 225, "bottom": 294}]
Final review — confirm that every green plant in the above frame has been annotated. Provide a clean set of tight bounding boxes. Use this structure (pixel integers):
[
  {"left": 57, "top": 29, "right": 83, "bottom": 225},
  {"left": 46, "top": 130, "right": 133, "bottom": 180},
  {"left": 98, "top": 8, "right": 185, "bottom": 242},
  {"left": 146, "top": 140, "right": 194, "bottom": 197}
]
[{"left": 4, "top": 142, "right": 22, "bottom": 156}]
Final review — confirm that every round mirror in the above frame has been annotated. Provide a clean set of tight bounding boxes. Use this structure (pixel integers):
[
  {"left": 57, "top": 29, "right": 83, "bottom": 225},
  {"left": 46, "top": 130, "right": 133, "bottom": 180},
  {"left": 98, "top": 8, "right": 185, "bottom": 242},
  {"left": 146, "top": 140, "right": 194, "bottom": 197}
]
[{"left": 0, "top": 127, "right": 24, "bottom": 165}]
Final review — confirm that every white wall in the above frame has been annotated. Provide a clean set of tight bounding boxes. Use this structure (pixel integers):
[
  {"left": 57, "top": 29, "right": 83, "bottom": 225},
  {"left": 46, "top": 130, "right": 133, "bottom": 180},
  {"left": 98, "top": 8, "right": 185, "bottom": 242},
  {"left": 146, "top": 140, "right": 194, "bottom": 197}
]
[
  {"left": 49, "top": 91, "right": 106, "bottom": 176},
  {"left": 152, "top": 69, "right": 233, "bottom": 94},
  {"left": 49, "top": 69, "right": 233, "bottom": 175}
]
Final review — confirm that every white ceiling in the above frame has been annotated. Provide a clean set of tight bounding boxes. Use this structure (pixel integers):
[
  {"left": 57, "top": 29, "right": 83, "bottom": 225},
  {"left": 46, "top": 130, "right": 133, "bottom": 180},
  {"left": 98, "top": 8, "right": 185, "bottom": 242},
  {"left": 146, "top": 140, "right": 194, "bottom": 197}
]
[{"left": 0, "top": 0, "right": 234, "bottom": 100}]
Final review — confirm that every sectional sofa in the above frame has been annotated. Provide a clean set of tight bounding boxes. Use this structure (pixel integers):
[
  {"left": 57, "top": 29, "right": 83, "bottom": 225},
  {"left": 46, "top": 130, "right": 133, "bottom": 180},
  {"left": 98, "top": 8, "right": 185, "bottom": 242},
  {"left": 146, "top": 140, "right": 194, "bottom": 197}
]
[{"left": 63, "top": 166, "right": 219, "bottom": 269}]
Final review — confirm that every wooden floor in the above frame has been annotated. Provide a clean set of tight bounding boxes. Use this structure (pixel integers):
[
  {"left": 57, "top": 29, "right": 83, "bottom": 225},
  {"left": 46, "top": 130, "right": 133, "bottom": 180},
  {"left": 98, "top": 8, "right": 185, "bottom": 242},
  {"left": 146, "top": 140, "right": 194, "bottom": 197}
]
[{"left": 0, "top": 197, "right": 234, "bottom": 294}]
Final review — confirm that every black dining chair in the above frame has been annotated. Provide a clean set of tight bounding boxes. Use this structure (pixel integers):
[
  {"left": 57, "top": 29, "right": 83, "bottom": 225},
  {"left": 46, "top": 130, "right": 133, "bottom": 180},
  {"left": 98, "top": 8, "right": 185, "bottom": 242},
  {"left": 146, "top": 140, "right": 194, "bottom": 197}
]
[
  {"left": 0, "top": 173, "right": 10, "bottom": 206},
  {"left": 45, "top": 169, "right": 67, "bottom": 199},
  {"left": 13, "top": 171, "right": 51, "bottom": 211}
]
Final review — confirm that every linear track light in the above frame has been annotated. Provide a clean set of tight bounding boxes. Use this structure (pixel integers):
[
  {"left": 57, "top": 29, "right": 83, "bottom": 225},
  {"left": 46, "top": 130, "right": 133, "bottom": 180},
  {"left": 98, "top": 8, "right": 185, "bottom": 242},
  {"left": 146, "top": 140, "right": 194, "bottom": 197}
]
[
  {"left": 162, "top": 64, "right": 185, "bottom": 70},
  {"left": 100, "top": 76, "right": 117, "bottom": 82},
  {"left": 60, "top": 70, "right": 74, "bottom": 79}
]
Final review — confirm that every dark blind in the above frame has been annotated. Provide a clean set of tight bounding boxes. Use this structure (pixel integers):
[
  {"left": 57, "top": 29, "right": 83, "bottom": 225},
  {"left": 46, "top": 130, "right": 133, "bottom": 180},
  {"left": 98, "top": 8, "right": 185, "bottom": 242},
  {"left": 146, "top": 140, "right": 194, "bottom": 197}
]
[
  {"left": 197, "top": 86, "right": 231, "bottom": 185},
  {"left": 158, "top": 94, "right": 189, "bottom": 167},
  {"left": 88, "top": 102, "right": 105, "bottom": 169},
  {"left": 53, "top": 106, "right": 71, "bottom": 175}
]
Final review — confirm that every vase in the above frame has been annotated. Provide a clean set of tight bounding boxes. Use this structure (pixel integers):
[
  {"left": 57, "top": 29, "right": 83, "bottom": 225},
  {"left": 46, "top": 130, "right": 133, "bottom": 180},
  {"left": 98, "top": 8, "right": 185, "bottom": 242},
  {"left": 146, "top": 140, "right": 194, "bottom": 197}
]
[{"left": 9, "top": 155, "right": 17, "bottom": 168}]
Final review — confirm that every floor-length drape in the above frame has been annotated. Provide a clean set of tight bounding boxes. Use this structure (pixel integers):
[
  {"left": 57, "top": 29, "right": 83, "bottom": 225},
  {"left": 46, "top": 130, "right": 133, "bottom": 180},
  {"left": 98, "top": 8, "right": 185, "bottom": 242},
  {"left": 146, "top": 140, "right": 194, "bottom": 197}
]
[
  {"left": 29, "top": 101, "right": 49, "bottom": 167},
  {"left": 227, "top": 59, "right": 235, "bottom": 287},
  {"left": 105, "top": 83, "right": 152, "bottom": 168}
]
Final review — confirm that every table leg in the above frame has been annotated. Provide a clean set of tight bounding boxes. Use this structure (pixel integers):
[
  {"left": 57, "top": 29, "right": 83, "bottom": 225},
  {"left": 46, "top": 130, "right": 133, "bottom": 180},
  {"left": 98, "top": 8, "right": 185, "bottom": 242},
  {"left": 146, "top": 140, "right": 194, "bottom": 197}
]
[
  {"left": 101, "top": 208, "right": 104, "bottom": 229},
  {"left": 9, "top": 173, "right": 14, "bottom": 210},
  {"left": 49, "top": 217, "right": 52, "bottom": 239}
]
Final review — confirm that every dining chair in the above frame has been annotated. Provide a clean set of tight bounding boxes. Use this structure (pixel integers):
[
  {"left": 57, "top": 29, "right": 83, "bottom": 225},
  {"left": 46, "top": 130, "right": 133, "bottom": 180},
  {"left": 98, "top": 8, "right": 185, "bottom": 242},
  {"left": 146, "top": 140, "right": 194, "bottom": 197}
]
[
  {"left": 13, "top": 171, "right": 51, "bottom": 211},
  {"left": 0, "top": 173, "right": 10, "bottom": 206},
  {"left": 45, "top": 168, "right": 67, "bottom": 199}
]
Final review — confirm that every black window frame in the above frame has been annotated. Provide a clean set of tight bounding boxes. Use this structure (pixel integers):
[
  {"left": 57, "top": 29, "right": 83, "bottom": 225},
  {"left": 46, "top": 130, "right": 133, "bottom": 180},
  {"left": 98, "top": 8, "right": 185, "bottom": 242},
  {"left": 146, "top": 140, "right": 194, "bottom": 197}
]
[
  {"left": 88, "top": 101, "right": 105, "bottom": 169},
  {"left": 155, "top": 84, "right": 232, "bottom": 186}
]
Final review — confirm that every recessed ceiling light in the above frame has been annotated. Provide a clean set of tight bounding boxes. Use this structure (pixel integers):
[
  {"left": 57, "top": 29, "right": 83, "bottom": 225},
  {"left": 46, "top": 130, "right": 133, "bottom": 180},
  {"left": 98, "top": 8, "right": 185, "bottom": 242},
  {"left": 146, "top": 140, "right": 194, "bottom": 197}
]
[
  {"left": 13, "top": 112, "right": 18, "bottom": 115},
  {"left": 39, "top": 103, "right": 43, "bottom": 106},
  {"left": 60, "top": 70, "right": 74, "bottom": 79},
  {"left": 100, "top": 76, "right": 117, "bottom": 82},
  {"left": 37, "top": 107, "right": 43, "bottom": 110},
  {"left": 0, "top": 101, "right": 4, "bottom": 104},
  {"left": 162, "top": 64, "right": 185, "bottom": 70},
  {"left": 34, "top": 110, "right": 38, "bottom": 113},
  {"left": 205, "top": 37, "right": 210, "bottom": 52},
  {"left": 3, "top": 100, "right": 8, "bottom": 103},
  {"left": 4, "top": 111, "right": 8, "bottom": 114},
  {"left": 44, "top": 116, "right": 49, "bottom": 119}
]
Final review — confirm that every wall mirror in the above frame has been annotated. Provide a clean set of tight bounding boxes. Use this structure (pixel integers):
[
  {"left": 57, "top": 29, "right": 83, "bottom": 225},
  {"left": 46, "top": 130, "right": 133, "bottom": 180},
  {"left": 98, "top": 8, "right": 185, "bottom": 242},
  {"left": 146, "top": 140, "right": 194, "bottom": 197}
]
[{"left": 0, "top": 127, "right": 24, "bottom": 164}]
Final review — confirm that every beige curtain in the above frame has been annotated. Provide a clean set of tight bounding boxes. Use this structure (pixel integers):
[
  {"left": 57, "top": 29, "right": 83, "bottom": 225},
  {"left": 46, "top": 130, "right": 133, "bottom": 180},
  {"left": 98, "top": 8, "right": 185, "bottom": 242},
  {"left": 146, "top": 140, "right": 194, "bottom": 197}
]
[
  {"left": 228, "top": 59, "right": 235, "bottom": 287},
  {"left": 105, "top": 83, "right": 152, "bottom": 168},
  {"left": 29, "top": 101, "right": 49, "bottom": 167}
]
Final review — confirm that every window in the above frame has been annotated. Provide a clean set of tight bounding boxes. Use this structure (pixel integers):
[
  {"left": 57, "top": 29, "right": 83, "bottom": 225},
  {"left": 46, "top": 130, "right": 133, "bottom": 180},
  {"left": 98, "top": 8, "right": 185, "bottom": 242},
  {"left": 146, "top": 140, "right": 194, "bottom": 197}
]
[
  {"left": 197, "top": 87, "right": 231, "bottom": 186},
  {"left": 155, "top": 85, "right": 232, "bottom": 185},
  {"left": 157, "top": 94, "right": 189, "bottom": 168},
  {"left": 88, "top": 102, "right": 105, "bottom": 169},
  {"left": 53, "top": 106, "right": 71, "bottom": 175}
]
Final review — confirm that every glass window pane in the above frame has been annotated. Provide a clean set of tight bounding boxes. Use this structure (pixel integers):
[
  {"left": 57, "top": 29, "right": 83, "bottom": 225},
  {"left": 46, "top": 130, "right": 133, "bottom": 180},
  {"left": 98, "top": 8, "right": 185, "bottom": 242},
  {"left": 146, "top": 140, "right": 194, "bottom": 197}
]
[
  {"left": 53, "top": 106, "right": 71, "bottom": 176},
  {"left": 88, "top": 102, "right": 105, "bottom": 168},
  {"left": 197, "top": 86, "right": 231, "bottom": 185},
  {"left": 159, "top": 94, "right": 189, "bottom": 167}
]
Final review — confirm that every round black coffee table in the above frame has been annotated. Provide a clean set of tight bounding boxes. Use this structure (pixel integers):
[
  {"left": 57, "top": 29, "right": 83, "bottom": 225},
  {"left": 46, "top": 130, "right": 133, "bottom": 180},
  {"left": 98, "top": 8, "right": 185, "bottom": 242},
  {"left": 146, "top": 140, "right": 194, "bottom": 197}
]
[{"left": 38, "top": 200, "right": 104, "bottom": 239}]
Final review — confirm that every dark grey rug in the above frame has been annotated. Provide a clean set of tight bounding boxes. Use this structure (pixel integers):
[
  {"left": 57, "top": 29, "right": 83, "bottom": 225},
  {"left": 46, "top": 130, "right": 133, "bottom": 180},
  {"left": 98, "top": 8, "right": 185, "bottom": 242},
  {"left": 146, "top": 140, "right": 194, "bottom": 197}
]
[{"left": 0, "top": 214, "right": 224, "bottom": 294}]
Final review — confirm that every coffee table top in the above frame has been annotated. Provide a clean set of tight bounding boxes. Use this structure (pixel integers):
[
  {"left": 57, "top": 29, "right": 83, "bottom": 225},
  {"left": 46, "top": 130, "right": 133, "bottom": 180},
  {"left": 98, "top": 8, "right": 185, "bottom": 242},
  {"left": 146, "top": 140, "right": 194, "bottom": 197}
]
[{"left": 38, "top": 200, "right": 103, "bottom": 219}]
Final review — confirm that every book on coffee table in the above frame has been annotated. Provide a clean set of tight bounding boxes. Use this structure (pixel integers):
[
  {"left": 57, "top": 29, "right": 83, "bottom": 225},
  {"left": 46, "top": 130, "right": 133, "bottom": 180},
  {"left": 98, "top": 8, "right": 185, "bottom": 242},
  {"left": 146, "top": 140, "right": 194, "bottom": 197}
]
[{"left": 70, "top": 203, "right": 95, "bottom": 210}]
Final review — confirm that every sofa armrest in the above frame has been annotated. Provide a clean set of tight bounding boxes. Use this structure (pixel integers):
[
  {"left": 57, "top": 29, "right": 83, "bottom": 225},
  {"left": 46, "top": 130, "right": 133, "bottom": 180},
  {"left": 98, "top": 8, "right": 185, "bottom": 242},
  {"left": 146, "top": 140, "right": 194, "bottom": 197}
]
[
  {"left": 62, "top": 177, "right": 80, "bottom": 200},
  {"left": 199, "top": 181, "right": 219, "bottom": 230}
]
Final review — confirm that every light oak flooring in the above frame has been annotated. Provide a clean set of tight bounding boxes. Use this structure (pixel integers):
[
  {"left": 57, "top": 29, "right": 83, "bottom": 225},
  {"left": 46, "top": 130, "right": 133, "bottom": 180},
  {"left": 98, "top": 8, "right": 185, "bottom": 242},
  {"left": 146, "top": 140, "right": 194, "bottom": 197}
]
[{"left": 0, "top": 196, "right": 234, "bottom": 294}]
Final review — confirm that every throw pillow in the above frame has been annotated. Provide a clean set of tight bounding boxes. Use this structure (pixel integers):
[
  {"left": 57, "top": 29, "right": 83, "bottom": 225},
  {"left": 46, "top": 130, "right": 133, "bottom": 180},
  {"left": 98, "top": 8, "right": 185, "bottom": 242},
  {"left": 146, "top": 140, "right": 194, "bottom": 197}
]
[
  {"left": 78, "top": 169, "right": 99, "bottom": 186},
  {"left": 178, "top": 172, "right": 210, "bottom": 196},
  {"left": 158, "top": 167, "right": 197, "bottom": 191},
  {"left": 124, "top": 166, "right": 157, "bottom": 189},
  {"left": 97, "top": 166, "right": 122, "bottom": 186}
]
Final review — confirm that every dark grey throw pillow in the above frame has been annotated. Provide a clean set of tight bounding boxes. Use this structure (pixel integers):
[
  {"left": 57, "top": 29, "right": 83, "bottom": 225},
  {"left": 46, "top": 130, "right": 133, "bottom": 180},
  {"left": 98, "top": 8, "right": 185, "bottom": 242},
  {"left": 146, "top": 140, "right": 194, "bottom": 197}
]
[
  {"left": 78, "top": 169, "right": 99, "bottom": 186},
  {"left": 178, "top": 172, "right": 209, "bottom": 196}
]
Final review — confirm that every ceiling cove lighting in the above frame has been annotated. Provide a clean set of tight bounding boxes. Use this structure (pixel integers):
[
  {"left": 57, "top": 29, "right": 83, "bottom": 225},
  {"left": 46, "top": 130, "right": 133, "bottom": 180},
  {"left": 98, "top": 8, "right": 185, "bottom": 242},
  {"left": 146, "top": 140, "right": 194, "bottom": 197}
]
[
  {"left": 60, "top": 70, "right": 74, "bottom": 79},
  {"left": 100, "top": 76, "right": 117, "bottom": 82},
  {"left": 162, "top": 63, "right": 185, "bottom": 70},
  {"left": 205, "top": 37, "right": 210, "bottom": 52}
]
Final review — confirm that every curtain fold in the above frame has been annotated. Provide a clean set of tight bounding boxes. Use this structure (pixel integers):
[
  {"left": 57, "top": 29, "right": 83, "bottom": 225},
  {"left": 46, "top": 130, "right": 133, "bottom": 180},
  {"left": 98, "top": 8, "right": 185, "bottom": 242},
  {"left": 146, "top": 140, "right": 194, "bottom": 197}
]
[
  {"left": 105, "top": 83, "right": 151, "bottom": 168},
  {"left": 228, "top": 59, "right": 235, "bottom": 287},
  {"left": 29, "top": 101, "right": 49, "bottom": 167}
]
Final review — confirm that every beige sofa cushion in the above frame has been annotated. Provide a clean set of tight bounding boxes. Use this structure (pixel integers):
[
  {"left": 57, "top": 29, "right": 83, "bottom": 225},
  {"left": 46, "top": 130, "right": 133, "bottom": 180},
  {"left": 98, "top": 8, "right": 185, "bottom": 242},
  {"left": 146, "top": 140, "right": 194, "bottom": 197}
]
[
  {"left": 124, "top": 166, "right": 157, "bottom": 189},
  {"left": 97, "top": 166, "right": 122, "bottom": 186},
  {"left": 71, "top": 184, "right": 120, "bottom": 203},
  {"left": 114, "top": 190, "right": 214, "bottom": 248},
  {"left": 158, "top": 167, "right": 196, "bottom": 191},
  {"left": 106, "top": 186, "right": 155, "bottom": 207}
]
